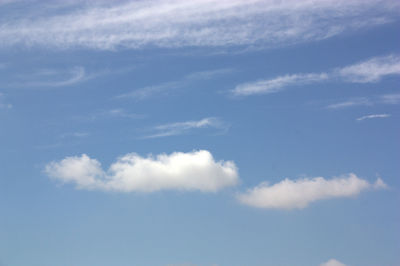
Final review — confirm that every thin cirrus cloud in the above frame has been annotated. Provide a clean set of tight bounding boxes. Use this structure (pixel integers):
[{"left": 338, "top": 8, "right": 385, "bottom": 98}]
[
  {"left": 116, "top": 69, "right": 233, "bottom": 100},
  {"left": 142, "top": 117, "right": 228, "bottom": 139},
  {"left": 73, "top": 108, "right": 146, "bottom": 122},
  {"left": 44, "top": 150, "right": 239, "bottom": 193},
  {"left": 232, "top": 54, "right": 400, "bottom": 96},
  {"left": 380, "top": 93, "right": 400, "bottom": 104},
  {"left": 337, "top": 54, "right": 400, "bottom": 83},
  {"left": 59, "top": 132, "right": 90, "bottom": 139},
  {"left": 7, "top": 66, "right": 88, "bottom": 88},
  {"left": 237, "top": 173, "right": 387, "bottom": 210},
  {"left": 232, "top": 73, "right": 329, "bottom": 96},
  {"left": 0, "top": 0, "right": 398, "bottom": 50},
  {"left": 356, "top": 113, "right": 390, "bottom": 121},
  {"left": 326, "top": 93, "right": 400, "bottom": 109},
  {"left": 320, "top": 259, "right": 346, "bottom": 266},
  {"left": 0, "top": 92, "right": 12, "bottom": 109},
  {"left": 326, "top": 97, "right": 373, "bottom": 109}
]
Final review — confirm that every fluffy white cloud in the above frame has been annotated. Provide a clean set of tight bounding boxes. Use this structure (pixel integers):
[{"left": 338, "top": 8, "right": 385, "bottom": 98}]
[
  {"left": 320, "top": 259, "right": 346, "bottom": 266},
  {"left": 0, "top": 0, "right": 398, "bottom": 50},
  {"left": 45, "top": 150, "right": 239, "bottom": 193},
  {"left": 337, "top": 54, "right": 400, "bottom": 83},
  {"left": 233, "top": 54, "right": 400, "bottom": 96},
  {"left": 356, "top": 114, "right": 390, "bottom": 121},
  {"left": 237, "top": 173, "right": 387, "bottom": 209}
]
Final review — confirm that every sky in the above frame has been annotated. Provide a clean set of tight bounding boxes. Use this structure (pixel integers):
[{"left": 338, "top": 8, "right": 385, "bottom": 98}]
[{"left": 0, "top": 0, "right": 399, "bottom": 265}]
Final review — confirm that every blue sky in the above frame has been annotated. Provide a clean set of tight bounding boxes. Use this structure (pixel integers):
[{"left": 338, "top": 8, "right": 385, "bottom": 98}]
[{"left": 0, "top": 1, "right": 399, "bottom": 265}]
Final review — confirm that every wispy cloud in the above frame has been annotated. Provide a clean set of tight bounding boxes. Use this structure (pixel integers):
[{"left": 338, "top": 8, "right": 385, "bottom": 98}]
[
  {"left": 233, "top": 54, "right": 400, "bottom": 96},
  {"left": 0, "top": 0, "right": 19, "bottom": 6},
  {"left": 8, "top": 66, "right": 88, "bottom": 88},
  {"left": 45, "top": 150, "right": 239, "bottom": 193},
  {"left": 0, "top": 0, "right": 398, "bottom": 50},
  {"left": 380, "top": 93, "right": 400, "bottom": 104},
  {"left": 0, "top": 93, "right": 12, "bottom": 109},
  {"left": 73, "top": 108, "right": 145, "bottom": 122},
  {"left": 326, "top": 93, "right": 400, "bottom": 109},
  {"left": 320, "top": 259, "right": 346, "bottom": 266},
  {"left": 237, "top": 173, "right": 387, "bottom": 210},
  {"left": 117, "top": 69, "right": 233, "bottom": 100},
  {"left": 232, "top": 73, "right": 328, "bottom": 96},
  {"left": 356, "top": 113, "right": 390, "bottom": 121},
  {"left": 59, "top": 132, "right": 90, "bottom": 139},
  {"left": 326, "top": 97, "right": 373, "bottom": 109},
  {"left": 105, "top": 109, "right": 145, "bottom": 119},
  {"left": 337, "top": 54, "right": 400, "bottom": 83},
  {"left": 35, "top": 131, "right": 90, "bottom": 150},
  {"left": 142, "top": 117, "right": 228, "bottom": 139}
]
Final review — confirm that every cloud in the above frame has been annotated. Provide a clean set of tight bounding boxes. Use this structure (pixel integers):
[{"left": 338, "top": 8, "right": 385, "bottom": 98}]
[
  {"left": 143, "top": 117, "right": 228, "bottom": 138},
  {"left": 73, "top": 108, "right": 145, "bottom": 122},
  {"left": 0, "top": 0, "right": 19, "bottom": 6},
  {"left": 320, "top": 259, "right": 346, "bottom": 266},
  {"left": 60, "top": 132, "right": 90, "bottom": 139},
  {"left": 380, "top": 93, "right": 400, "bottom": 104},
  {"left": 337, "top": 54, "right": 400, "bottom": 83},
  {"left": 356, "top": 113, "right": 390, "bottom": 121},
  {"left": 237, "top": 173, "right": 386, "bottom": 209},
  {"left": 326, "top": 93, "right": 400, "bottom": 109},
  {"left": 232, "top": 73, "right": 328, "bottom": 96},
  {"left": 166, "top": 263, "right": 197, "bottom": 266},
  {"left": 7, "top": 66, "right": 88, "bottom": 88},
  {"left": 326, "top": 97, "right": 372, "bottom": 109},
  {"left": 233, "top": 54, "right": 400, "bottom": 96},
  {"left": 0, "top": 93, "right": 12, "bottom": 109},
  {"left": 117, "top": 69, "right": 232, "bottom": 100},
  {"left": 0, "top": 0, "right": 398, "bottom": 50},
  {"left": 105, "top": 109, "right": 145, "bottom": 119},
  {"left": 45, "top": 150, "right": 239, "bottom": 193}
]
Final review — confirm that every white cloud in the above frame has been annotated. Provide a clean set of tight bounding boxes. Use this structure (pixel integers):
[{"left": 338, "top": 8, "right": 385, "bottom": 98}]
[
  {"left": 0, "top": 0, "right": 19, "bottom": 6},
  {"left": 0, "top": 0, "right": 398, "bottom": 50},
  {"left": 8, "top": 66, "right": 87, "bottom": 88},
  {"left": 233, "top": 54, "right": 400, "bottom": 96},
  {"left": 327, "top": 93, "right": 400, "bottom": 109},
  {"left": 143, "top": 117, "right": 228, "bottom": 138},
  {"left": 166, "top": 263, "right": 197, "bottom": 266},
  {"left": 45, "top": 150, "right": 239, "bottom": 193},
  {"left": 232, "top": 73, "right": 328, "bottom": 96},
  {"left": 380, "top": 93, "right": 400, "bottom": 104},
  {"left": 73, "top": 108, "right": 145, "bottom": 122},
  {"left": 356, "top": 113, "right": 390, "bottom": 121},
  {"left": 337, "top": 54, "right": 400, "bottom": 83},
  {"left": 326, "top": 98, "right": 372, "bottom": 109},
  {"left": 320, "top": 259, "right": 346, "bottom": 266},
  {"left": 105, "top": 109, "right": 145, "bottom": 119},
  {"left": 237, "top": 173, "right": 386, "bottom": 210},
  {"left": 117, "top": 69, "right": 232, "bottom": 100}
]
